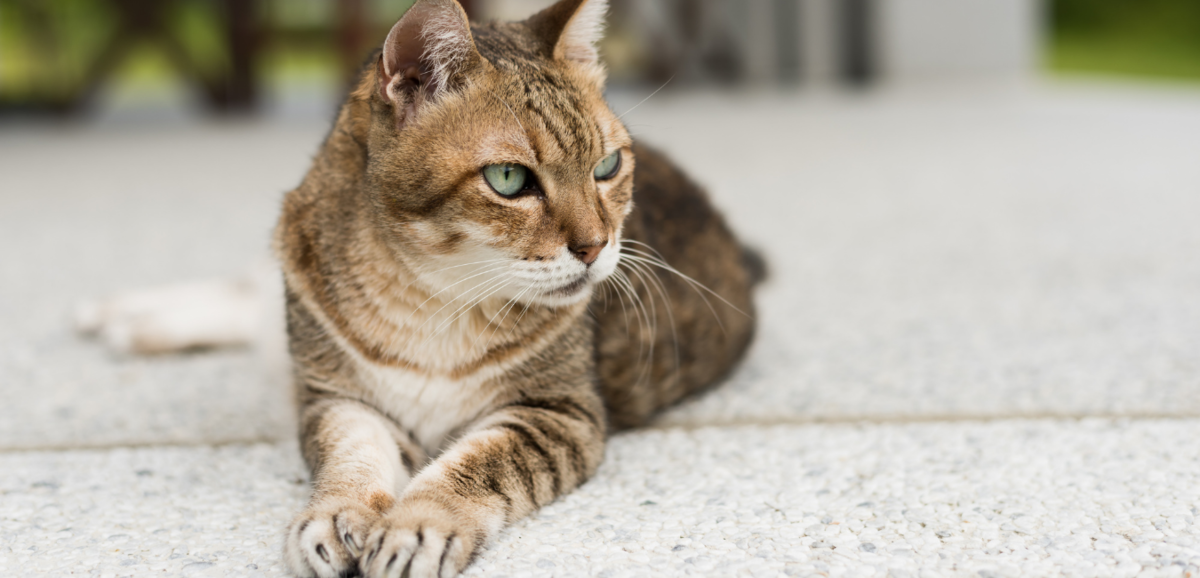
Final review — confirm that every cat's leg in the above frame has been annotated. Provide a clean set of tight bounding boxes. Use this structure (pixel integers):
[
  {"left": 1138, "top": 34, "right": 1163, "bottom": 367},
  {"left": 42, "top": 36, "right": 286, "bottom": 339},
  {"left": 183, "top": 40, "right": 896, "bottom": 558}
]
[
  {"left": 360, "top": 395, "right": 606, "bottom": 578},
  {"left": 285, "top": 399, "right": 427, "bottom": 578}
]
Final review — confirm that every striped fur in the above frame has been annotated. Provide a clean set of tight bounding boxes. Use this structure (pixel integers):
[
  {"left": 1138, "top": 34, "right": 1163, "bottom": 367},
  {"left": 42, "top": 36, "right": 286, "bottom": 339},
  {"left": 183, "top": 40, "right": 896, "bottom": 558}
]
[{"left": 276, "top": 1, "right": 759, "bottom": 576}]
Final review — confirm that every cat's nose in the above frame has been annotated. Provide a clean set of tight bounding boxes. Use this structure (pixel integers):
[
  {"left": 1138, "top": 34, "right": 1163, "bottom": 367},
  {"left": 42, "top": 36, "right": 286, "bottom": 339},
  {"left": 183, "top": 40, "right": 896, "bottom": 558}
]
[{"left": 570, "top": 241, "right": 606, "bottom": 266}]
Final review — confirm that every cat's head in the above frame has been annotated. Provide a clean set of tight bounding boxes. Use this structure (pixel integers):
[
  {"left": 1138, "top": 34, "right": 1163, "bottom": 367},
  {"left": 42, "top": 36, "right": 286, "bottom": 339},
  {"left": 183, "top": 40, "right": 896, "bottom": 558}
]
[{"left": 353, "top": 0, "right": 632, "bottom": 309}]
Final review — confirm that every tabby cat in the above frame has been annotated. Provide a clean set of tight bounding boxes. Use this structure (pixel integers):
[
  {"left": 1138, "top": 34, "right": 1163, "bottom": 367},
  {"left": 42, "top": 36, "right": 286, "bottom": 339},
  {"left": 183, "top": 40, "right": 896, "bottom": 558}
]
[{"left": 275, "top": 1, "right": 762, "bottom": 576}]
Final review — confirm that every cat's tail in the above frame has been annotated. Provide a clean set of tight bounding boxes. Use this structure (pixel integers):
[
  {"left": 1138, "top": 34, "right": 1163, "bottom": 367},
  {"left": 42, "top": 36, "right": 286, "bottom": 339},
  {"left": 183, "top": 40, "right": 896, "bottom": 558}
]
[{"left": 741, "top": 245, "right": 769, "bottom": 286}]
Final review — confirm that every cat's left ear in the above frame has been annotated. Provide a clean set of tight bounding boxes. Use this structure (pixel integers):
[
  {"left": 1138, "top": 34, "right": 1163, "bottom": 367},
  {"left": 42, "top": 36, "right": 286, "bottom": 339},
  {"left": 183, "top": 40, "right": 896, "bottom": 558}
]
[
  {"left": 378, "top": 0, "right": 481, "bottom": 123},
  {"left": 527, "top": 0, "right": 608, "bottom": 66}
]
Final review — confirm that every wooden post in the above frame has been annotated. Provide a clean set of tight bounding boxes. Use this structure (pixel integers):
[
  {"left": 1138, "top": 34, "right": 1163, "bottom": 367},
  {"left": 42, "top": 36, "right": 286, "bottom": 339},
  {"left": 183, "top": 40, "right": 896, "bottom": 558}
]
[
  {"left": 222, "top": 0, "right": 260, "bottom": 111},
  {"left": 337, "top": 0, "right": 370, "bottom": 84}
]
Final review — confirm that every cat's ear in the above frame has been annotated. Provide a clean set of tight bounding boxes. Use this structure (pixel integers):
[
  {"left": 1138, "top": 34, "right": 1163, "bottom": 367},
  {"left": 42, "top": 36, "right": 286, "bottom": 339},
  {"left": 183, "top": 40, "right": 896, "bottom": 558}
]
[
  {"left": 379, "top": 0, "right": 480, "bottom": 119},
  {"left": 527, "top": 0, "right": 608, "bottom": 65}
]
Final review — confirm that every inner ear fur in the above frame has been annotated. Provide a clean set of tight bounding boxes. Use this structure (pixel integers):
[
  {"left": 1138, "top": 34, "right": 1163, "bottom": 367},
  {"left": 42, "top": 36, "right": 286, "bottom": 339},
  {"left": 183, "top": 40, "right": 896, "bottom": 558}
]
[
  {"left": 527, "top": 0, "right": 608, "bottom": 65},
  {"left": 378, "top": 0, "right": 481, "bottom": 125}
]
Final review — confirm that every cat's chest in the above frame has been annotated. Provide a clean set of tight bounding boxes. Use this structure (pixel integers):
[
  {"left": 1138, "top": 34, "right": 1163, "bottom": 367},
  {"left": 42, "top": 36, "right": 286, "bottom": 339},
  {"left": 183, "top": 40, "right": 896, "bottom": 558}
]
[{"left": 356, "top": 361, "right": 505, "bottom": 455}]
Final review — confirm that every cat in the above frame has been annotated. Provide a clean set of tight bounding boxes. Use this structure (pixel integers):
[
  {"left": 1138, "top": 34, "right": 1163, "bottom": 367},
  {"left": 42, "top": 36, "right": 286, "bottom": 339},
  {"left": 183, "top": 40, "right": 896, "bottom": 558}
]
[
  {"left": 273, "top": 1, "right": 764, "bottom": 576},
  {"left": 77, "top": 0, "right": 762, "bottom": 576}
]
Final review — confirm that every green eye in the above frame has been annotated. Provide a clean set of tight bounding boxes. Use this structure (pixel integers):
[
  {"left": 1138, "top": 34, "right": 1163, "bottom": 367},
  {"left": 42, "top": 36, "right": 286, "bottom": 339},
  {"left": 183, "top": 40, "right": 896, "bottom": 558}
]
[
  {"left": 594, "top": 151, "right": 621, "bottom": 180},
  {"left": 483, "top": 164, "right": 528, "bottom": 196}
]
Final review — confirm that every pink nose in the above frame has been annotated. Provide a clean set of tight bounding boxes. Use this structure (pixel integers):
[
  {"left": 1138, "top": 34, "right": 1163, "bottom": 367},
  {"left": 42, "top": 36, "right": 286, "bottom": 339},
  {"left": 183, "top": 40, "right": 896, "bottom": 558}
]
[{"left": 570, "top": 242, "right": 606, "bottom": 266}]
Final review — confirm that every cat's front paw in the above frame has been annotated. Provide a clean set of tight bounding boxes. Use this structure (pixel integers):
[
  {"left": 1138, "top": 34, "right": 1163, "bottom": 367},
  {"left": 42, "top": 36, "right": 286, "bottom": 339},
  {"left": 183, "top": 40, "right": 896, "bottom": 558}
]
[
  {"left": 285, "top": 498, "right": 380, "bottom": 578},
  {"left": 360, "top": 500, "right": 481, "bottom": 578}
]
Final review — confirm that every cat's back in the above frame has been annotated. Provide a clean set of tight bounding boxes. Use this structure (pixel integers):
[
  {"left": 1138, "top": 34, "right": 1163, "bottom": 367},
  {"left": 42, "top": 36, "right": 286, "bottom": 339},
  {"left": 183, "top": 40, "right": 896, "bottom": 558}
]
[{"left": 593, "top": 143, "right": 761, "bottom": 429}]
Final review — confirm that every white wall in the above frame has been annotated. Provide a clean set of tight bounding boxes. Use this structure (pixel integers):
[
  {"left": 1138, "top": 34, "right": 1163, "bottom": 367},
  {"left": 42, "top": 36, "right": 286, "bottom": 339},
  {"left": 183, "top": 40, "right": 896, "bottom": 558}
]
[
  {"left": 478, "top": 0, "right": 1042, "bottom": 84},
  {"left": 478, "top": 0, "right": 553, "bottom": 22},
  {"left": 876, "top": 0, "right": 1040, "bottom": 82}
]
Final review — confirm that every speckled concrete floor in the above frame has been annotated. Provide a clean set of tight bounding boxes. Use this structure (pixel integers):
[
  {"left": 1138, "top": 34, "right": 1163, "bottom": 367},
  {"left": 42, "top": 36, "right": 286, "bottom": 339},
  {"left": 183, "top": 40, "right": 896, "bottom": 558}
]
[
  {"left": 3, "top": 82, "right": 1200, "bottom": 576},
  {"left": 3, "top": 419, "right": 1198, "bottom": 577}
]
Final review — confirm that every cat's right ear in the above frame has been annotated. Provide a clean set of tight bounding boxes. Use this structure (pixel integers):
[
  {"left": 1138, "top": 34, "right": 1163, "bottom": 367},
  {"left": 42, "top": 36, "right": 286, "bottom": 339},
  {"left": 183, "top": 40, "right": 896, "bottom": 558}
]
[
  {"left": 378, "top": 0, "right": 480, "bottom": 127},
  {"left": 527, "top": 0, "right": 608, "bottom": 66}
]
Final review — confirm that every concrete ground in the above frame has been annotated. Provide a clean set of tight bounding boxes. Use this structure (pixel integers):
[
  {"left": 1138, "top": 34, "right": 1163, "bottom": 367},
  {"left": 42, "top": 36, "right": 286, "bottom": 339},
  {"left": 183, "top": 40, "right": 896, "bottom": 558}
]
[{"left": 2, "top": 81, "right": 1200, "bottom": 576}]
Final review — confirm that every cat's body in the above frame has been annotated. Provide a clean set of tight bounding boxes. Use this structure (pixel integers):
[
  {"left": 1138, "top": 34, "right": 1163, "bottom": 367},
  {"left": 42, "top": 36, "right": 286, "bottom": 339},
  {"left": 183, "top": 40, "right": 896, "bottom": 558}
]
[
  {"left": 270, "top": 1, "right": 761, "bottom": 576},
  {"left": 67, "top": 8, "right": 760, "bottom": 574}
]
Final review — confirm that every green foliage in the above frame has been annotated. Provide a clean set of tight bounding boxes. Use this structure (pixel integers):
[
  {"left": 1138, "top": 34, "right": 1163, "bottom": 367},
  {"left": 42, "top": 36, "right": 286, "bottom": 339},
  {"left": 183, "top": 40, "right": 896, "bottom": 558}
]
[
  {"left": 0, "top": 0, "right": 231, "bottom": 102},
  {"left": 1048, "top": 0, "right": 1200, "bottom": 82},
  {"left": 0, "top": 0, "right": 118, "bottom": 101},
  {"left": 0, "top": 0, "right": 418, "bottom": 108}
]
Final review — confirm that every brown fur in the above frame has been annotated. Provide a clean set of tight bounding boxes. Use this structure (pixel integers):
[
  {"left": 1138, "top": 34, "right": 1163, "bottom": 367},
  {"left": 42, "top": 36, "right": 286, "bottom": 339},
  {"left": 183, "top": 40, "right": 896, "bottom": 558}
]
[
  {"left": 595, "top": 142, "right": 758, "bottom": 428},
  {"left": 275, "top": 1, "right": 759, "bottom": 577}
]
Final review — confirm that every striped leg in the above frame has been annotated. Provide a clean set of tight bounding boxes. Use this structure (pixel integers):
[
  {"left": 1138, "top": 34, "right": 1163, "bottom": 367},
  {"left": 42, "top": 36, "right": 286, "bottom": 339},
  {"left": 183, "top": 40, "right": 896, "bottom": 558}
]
[
  {"left": 359, "top": 396, "right": 606, "bottom": 578},
  {"left": 285, "top": 400, "right": 427, "bottom": 578}
]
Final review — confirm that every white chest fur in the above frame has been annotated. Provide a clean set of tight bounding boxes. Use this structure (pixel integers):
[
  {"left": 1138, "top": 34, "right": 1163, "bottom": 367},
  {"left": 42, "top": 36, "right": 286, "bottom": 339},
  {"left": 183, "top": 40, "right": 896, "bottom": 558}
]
[{"left": 355, "top": 360, "right": 505, "bottom": 455}]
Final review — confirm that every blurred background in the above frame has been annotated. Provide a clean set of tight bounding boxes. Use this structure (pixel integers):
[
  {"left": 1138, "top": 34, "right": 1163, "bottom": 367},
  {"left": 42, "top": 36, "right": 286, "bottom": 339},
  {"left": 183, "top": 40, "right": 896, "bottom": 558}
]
[
  {"left": 2, "top": 0, "right": 1200, "bottom": 452},
  {"left": 4, "top": 4, "right": 1200, "bottom": 575},
  {"left": 2, "top": 0, "right": 1198, "bottom": 119}
]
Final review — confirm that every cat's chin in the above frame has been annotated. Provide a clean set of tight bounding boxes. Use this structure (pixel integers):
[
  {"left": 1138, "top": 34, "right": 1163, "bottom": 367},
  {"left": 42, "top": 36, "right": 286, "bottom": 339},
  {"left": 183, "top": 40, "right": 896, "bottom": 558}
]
[{"left": 526, "top": 278, "right": 596, "bottom": 309}]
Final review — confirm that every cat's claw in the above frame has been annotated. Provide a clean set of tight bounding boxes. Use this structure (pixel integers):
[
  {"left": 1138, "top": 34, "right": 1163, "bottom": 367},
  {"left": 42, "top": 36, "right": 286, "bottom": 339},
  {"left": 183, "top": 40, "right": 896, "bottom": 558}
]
[
  {"left": 360, "top": 502, "right": 477, "bottom": 578},
  {"left": 285, "top": 500, "right": 379, "bottom": 578}
]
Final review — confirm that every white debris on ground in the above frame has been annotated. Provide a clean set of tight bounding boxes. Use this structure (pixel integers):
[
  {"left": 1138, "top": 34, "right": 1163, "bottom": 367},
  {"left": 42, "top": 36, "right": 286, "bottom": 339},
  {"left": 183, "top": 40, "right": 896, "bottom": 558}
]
[
  {"left": 2, "top": 419, "right": 1198, "bottom": 577},
  {"left": 0, "top": 123, "right": 314, "bottom": 451}
]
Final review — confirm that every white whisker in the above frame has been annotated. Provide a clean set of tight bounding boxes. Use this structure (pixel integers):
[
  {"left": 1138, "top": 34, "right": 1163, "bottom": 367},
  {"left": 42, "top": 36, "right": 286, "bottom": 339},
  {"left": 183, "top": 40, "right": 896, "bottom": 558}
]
[
  {"left": 620, "top": 247, "right": 750, "bottom": 326},
  {"left": 413, "top": 268, "right": 509, "bottom": 335},
  {"left": 600, "top": 275, "right": 632, "bottom": 335},
  {"left": 622, "top": 265, "right": 659, "bottom": 385},
  {"left": 418, "top": 258, "right": 507, "bottom": 278},
  {"left": 617, "top": 74, "right": 675, "bottom": 121},
  {"left": 490, "top": 90, "right": 525, "bottom": 133},
  {"left": 621, "top": 252, "right": 726, "bottom": 336},
  {"left": 506, "top": 299, "right": 535, "bottom": 342},
  {"left": 425, "top": 274, "right": 513, "bottom": 344},
  {"left": 623, "top": 256, "right": 680, "bottom": 375},
  {"left": 478, "top": 285, "right": 531, "bottom": 352},
  {"left": 404, "top": 263, "right": 511, "bottom": 329},
  {"left": 612, "top": 267, "right": 653, "bottom": 382}
]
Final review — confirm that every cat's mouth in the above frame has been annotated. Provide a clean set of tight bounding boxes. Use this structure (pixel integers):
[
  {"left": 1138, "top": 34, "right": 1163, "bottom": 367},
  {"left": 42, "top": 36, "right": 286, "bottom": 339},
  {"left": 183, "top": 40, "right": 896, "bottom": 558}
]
[{"left": 546, "top": 275, "right": 589, "bottom": 297}]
